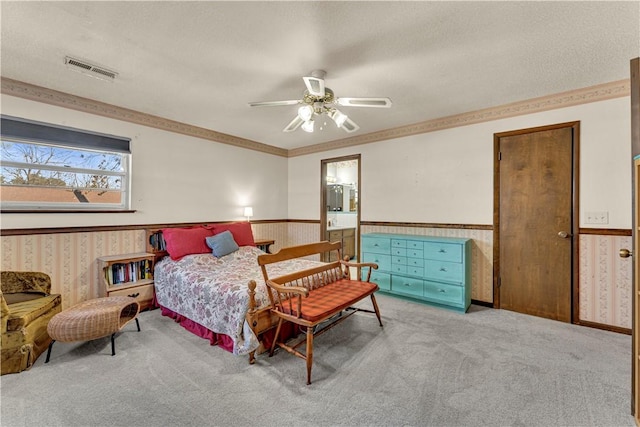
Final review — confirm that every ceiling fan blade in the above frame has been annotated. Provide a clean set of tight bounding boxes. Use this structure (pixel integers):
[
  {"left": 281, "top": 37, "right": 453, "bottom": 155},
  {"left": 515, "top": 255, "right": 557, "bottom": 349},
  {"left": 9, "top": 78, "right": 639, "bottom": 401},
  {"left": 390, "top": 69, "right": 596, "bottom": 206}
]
[
  {"left": 336, "top": 97, "right": 392, "bottom": 108},
  {"left": 248, "top": 100, "right": 300, "bottom": 107},
  {"left": 283, "top": 115, "right": 304, "bottom": 132},
  {"left": 303, "top": 76, "right": 325, "bottom": 97},
  {"left": 341, "top": 117, "right": 360, "bottom": 133}
]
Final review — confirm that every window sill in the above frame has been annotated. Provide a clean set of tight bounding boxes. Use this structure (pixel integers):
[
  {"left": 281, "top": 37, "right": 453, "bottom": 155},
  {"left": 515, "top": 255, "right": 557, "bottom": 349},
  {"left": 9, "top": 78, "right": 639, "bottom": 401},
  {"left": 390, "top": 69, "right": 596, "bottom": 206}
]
[{"left": 1, "top": 209, "right": 137, "bottom": 214}]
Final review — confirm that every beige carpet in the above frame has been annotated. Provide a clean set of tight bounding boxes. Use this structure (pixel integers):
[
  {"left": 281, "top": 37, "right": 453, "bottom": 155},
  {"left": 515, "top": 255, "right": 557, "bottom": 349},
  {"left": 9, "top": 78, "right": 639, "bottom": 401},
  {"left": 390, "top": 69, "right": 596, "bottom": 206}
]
[{"left": 0, "top": 293, "right": 634, "bottom": 427}]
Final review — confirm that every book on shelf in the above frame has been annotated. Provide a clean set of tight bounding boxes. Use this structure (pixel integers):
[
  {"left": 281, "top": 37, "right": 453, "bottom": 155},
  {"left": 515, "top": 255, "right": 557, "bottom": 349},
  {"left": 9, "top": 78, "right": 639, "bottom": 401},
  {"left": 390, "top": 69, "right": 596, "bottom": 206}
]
[
  {"left": 149, "top": 232, "right": 166, "bottom": 251},
  {"left": 104, "top": 259, "right": 153, "bottom": 286}
]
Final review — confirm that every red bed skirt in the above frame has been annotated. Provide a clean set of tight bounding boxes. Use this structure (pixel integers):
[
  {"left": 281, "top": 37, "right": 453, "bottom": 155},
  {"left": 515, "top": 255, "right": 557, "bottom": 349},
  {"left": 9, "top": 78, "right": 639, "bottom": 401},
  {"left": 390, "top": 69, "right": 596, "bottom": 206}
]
[
  {"left": 158, "top": 304, "right": 236, "bottom": 353},
  {"left": 157, "top": 303, "right": 294, "bottom": 354}
]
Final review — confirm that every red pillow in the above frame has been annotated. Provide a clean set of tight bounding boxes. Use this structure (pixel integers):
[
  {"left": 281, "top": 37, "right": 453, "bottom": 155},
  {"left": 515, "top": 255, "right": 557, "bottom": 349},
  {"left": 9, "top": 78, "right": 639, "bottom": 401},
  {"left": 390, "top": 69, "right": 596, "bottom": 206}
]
[
  {"left": 162, "top": 227, "right": 214, "bottom": 260},
  {"left": 212, "top": 222, "right": 256, "bottom": 247}
]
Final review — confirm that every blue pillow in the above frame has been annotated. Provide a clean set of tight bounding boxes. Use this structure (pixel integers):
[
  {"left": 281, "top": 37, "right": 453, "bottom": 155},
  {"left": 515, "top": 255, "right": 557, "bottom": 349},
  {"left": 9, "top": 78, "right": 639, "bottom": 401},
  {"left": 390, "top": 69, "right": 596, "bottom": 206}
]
[{"left": 205, "top": 231, "right": 239, "bottom": 258}]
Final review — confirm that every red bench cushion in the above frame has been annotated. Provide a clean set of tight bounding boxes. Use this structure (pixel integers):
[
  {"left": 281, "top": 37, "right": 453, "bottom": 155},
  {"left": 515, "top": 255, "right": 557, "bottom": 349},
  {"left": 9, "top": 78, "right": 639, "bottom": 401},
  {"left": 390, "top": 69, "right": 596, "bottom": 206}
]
[{"left": 278, "top": 280, "right": 379, "bottom": 323}]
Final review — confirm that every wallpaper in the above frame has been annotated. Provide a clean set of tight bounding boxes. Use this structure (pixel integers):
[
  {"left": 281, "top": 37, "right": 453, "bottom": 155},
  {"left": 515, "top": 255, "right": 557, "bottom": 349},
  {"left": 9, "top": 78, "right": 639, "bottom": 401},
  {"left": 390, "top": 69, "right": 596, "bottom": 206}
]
[{"left": 0, "top": 223, "right": 631, "bottom": 329}]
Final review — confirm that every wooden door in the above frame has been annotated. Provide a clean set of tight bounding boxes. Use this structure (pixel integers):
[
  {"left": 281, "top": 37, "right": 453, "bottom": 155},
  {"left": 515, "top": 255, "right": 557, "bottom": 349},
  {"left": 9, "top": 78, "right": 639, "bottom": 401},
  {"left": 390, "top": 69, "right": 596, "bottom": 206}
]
[
  {"left": 629, "top": 57, "right": 640, "bottom": 425},
  {"left": 495, "top": 123, "right": 578, "bottom": 322}
]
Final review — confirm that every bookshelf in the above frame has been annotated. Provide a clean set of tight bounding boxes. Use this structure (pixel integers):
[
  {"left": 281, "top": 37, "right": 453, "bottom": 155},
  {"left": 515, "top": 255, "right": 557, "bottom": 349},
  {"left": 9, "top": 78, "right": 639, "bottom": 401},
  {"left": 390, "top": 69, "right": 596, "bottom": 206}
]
[{"left": 98, "top": 252, "right": 155, "bottom": 311}]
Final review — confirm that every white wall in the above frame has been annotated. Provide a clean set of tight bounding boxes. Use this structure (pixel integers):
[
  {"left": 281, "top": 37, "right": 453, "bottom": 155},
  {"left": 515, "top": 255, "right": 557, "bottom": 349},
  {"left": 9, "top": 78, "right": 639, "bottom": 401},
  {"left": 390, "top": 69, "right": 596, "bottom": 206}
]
[
  {"left": 288, "top": 96, "right": 632, "bottom": 229},
  {"left": 1, "top": 95, "right": 289, "bottom": 229},
  {"left": 2, "top": 94, "right": 632, "bottom": 230}
]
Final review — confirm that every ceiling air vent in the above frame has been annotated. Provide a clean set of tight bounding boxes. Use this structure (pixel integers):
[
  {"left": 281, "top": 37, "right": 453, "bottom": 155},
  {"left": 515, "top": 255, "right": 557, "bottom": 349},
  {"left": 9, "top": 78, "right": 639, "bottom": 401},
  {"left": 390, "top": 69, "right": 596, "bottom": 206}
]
[{"left": 64, "top": 56, "right": 118, "bottom": 81}]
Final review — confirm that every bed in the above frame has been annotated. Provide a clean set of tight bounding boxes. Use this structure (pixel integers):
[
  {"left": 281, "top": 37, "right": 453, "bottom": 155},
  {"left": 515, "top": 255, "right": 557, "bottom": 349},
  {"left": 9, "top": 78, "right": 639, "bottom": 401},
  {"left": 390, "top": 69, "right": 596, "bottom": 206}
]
[{"left": 146, "top": 223, "right": 323, "bottom": 362}]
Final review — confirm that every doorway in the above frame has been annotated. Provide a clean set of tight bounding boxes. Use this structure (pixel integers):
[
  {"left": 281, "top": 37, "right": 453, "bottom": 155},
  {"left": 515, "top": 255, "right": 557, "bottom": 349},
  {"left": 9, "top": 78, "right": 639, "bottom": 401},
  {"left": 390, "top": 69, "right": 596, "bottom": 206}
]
[
  {"left": 320, "top": 155, "right": 361, "bottom": 262},
  {"left": 494, "top": 122, "right": 579, "bottom": 322}
]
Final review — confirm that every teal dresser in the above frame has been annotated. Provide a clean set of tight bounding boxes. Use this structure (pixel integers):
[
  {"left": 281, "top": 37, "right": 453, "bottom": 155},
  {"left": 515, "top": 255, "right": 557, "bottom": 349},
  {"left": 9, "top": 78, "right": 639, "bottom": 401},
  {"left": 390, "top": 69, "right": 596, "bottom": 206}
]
[{"left": 361, "top": 233, "right": 472, "bottom": 312}]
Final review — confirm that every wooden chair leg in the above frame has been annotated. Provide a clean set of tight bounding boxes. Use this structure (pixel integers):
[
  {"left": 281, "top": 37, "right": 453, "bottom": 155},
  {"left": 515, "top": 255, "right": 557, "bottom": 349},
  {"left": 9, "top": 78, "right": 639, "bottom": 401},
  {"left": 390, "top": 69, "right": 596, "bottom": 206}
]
[
  {"left": 270, "top": 318, "right": 284, "bottom": 357},
  {"left": 45, "top": 340, "right": 55, "bottom": 363},
  {"left": 370, "top": 294, "right": 383, "bottom": 327},
  {"left": 306, "top": 326, "right": 314, "bottom": 385}
]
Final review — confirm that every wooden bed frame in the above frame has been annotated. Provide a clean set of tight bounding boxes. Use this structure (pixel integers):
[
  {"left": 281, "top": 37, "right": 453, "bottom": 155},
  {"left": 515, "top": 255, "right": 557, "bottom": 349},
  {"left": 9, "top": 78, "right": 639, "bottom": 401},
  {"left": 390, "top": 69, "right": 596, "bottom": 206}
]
[{"left": 145, "top": 225, "right": 282, "bottom": 364}]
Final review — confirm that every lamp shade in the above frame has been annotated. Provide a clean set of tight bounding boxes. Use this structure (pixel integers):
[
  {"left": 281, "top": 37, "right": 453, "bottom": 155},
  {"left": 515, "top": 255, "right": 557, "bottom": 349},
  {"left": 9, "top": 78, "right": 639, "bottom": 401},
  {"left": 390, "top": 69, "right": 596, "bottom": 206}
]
[
  {"left": 243, "top": 206, "right": 253, "bottom": 218},
  {"left": 297, "top": 105, "right": 314, "bottom": 122},
  {"left": 301, "top": 119, "right": 314, "bottom": 133}
]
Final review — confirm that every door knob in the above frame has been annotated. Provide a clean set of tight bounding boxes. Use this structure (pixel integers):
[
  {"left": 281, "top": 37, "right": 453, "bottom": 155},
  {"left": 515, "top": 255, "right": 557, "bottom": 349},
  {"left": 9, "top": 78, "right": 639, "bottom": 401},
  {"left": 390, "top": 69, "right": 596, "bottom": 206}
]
[
  {"left": 619, "top": 248, "right": 633, "bottom": 258},
  {"left": 557, "top": 231, "right": 572, "bottom": 239}
]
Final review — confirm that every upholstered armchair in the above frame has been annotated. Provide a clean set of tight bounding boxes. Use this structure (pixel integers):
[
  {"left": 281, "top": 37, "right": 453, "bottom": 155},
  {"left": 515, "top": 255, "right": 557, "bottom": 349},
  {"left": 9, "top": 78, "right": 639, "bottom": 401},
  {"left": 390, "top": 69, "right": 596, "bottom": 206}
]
[{"left": 1, "top": 271, "right": 62, "bottom": 374}]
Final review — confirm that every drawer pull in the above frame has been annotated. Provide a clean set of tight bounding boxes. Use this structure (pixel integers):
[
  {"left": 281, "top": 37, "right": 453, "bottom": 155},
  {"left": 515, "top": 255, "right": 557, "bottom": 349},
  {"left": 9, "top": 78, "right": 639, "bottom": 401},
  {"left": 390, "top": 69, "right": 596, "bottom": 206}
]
[
  {"left": 128, "top": 292, "right": 140, "bottom": 298},
  {"left": 439, "top": 249, "right": 446, "bottom": 253},
  {"left": 440, "top": 267, "right": 447, "bottom": 272},
  {"left": 374, "top": 243, "right": 379, "bottom": 247},
  {"left": 439, "top": 289, "right": 445, "bottom": 293},
  {"left": 404, "top": 283, "right": 411, "bottom": 287}
]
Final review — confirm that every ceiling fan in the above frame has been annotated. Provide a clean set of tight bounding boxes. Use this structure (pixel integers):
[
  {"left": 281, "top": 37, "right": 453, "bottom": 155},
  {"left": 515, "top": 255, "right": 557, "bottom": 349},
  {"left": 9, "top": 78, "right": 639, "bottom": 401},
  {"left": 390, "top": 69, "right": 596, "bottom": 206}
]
[{"left": 248, "top": 70, "right": 392, "bottom": 134}]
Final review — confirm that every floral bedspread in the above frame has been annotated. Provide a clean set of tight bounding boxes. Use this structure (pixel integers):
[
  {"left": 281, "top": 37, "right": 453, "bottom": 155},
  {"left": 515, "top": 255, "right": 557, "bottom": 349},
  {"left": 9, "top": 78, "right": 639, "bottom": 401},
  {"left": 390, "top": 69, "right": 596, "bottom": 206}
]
[{"left": 154, "top": 246, "right": 321, "bottom": 355}]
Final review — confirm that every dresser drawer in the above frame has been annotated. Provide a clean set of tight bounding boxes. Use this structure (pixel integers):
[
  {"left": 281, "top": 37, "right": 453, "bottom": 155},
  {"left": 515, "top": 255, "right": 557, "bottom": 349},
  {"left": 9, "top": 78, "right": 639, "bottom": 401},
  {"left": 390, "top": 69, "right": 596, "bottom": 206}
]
[
  {"left": 328, "top": 231, "right": 342, "bottom": 242},
  {"left": 406, "top": 240, "right": 424, "bottom": 251},
  {"left": 407, "top": 249, "right": 424, "bottom": 259},
  {"left": 423, "top": 242, "right": 462, "bottom": 262},
  {"left": 363, "top": 253, "right": 392, "bottom": 271},
  {"left": 392, "top": 255, "right": 407, "bottom": 265},
  {"left": 370, "top": 271, "right": 391, "bottom": 291},
  {"left": 406, "top": 257, "right": 424, "bottom": 268},
  {"left": 391, "top": 239, "right": 407, "bottom": 249},
  {"left": 406, "top": 266, "right": 424, "bottom": 277},
  {"left": 392, "top": 247, "right": 407, "bottom": 257},
  {"left": 392, "top": 264, "right": 407, "bottom": 274},
  {"left": 425, "top": 260, "right": 463, "bottom": 284},
  {"left": 423, "top": 281, "right": 464, "bottom": 306},
  {"left": 342, "top": 228, "right": 355, "bottom": 237},
  {"left": 391, "top": 276, "right": 423, "bottom": 298},
  {"left": 107, "top": 283, "right": 155, "bottom": 303},
  {"left": 362, "top": 237, "right": 391, "bottom": 254}
]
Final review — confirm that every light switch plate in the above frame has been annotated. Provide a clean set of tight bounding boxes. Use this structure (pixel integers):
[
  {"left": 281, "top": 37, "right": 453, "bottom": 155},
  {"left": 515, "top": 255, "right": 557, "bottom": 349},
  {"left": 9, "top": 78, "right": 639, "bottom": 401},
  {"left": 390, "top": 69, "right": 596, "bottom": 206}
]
[{"left": 585, "top": 211, "right": 609, "bottom": 224}]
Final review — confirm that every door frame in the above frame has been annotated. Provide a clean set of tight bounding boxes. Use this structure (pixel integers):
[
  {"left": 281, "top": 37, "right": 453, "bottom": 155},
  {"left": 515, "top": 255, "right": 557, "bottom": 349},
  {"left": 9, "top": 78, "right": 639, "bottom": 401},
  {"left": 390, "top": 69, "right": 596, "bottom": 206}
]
[
  {"left": 629, "top": 56, "right": 639, "bottom": 420},
  {"left": 320, "top": 154, "right": 361, "bottom": 261},
  {"left": 493, "top": 121, "right": 580, "bottom": 322}
]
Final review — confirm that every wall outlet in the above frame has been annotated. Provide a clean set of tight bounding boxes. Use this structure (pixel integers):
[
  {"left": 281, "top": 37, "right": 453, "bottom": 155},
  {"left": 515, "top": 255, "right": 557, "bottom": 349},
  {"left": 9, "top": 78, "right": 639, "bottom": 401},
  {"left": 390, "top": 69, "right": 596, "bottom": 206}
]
[{"left": 585, "top": 211, "right": 609, "bottom": 224}]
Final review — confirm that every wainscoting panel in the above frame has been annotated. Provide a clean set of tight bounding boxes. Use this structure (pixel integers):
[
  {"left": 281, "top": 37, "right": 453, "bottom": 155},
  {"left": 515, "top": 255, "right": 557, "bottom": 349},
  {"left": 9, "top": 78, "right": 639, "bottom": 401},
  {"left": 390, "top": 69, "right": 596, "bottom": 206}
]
[
  {"left": 361, "top": 225, "right": 494, "bottom": 303},
  {"left": 0, "top": 224, "right": 631, "bottom": 329},
  {"left": 579, "top": 234, "right": 632, "bottom": 329},
  {"left": 0, "top": 223, "right": 284, "bottom": 309},
  {"left": 1, "top": 230, "right": 146, "bottom": 309},
  {"left": 250, "top": 222, "right": 288, "bottom": 253}
]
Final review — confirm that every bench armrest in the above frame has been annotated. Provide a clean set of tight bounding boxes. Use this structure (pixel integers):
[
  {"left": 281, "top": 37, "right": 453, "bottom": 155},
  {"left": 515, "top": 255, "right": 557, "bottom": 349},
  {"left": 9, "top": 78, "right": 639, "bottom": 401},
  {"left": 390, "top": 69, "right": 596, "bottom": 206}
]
[
  {"left": 265, "top": 279, "right": 310, "bottom": 319},
  {"left": 339, "top": 260, "right": 378, "bottom": 281},
  {"left": 265, "top": 280, "right": 309, "bottom": 297}
]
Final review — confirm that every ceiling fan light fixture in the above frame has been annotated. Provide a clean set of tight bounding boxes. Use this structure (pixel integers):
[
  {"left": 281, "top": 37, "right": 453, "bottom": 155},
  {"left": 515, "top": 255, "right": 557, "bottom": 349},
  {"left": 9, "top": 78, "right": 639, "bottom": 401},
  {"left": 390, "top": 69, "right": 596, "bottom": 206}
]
[
  {"left": 297, "top": 104, "right": 314, "bottom": 122},
  {"left": 329, "top": 110, "right": 348, "bottom": 128},
  {"left": 301, "top": 119, "right": 314, "bottom": 133}
]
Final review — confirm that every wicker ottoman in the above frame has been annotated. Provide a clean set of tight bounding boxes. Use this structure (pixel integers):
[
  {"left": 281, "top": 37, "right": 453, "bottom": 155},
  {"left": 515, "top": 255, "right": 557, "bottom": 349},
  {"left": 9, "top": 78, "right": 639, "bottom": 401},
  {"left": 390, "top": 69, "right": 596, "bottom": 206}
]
[{"left": 45, "top": 296, "right": 140, "bottom": 362}]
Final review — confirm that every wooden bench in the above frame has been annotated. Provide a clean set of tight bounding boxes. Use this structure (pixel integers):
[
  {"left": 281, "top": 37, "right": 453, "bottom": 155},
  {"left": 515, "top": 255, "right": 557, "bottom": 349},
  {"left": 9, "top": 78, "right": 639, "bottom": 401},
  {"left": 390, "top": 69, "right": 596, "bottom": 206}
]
[{"left": 257, "top": 241, "right": 383, "bottom": 384}]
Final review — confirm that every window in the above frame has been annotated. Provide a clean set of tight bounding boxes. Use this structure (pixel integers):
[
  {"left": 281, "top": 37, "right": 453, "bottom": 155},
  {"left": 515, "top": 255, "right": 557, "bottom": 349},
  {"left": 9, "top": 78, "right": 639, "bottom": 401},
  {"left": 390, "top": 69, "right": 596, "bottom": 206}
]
[{"left": 1, "top": 116, "right": 131, "bottom": 211}]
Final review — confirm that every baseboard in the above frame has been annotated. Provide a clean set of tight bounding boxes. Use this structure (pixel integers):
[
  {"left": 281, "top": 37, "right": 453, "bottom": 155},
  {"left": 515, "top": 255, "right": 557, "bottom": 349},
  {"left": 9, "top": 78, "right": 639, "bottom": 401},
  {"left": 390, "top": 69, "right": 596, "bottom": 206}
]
[
  {"left": 576, "top": 319, "right": 631, "bottom": 335},
  {"left": 471, "top": 299, "right": 494, "bottom": 308}
]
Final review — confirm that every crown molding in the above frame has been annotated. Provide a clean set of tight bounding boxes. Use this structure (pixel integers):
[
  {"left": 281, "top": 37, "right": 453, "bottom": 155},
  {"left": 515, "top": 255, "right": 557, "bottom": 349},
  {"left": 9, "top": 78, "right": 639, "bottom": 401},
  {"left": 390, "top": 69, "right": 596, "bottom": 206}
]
[
  {"left": 287, "top": 79, "right": 630, "bottom": 157},
  {"left": 2, "top": 77, "right": 629, "bottom": 159},
  {"left": 0, "top": 77, "right": 288, "bottom": 157}
]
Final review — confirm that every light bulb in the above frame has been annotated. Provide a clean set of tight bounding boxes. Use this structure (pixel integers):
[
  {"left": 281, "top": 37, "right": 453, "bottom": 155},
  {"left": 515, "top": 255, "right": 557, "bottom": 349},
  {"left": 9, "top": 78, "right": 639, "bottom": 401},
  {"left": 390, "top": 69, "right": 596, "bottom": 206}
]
[
  {"left": 329, "top": 110, "right": 348, "bottom": 128},
  {"left": 301, "top": 119, "right": 314, "bottom": 133},
  {"left": 298, "top": 105, "right": 314, "bottom": 122}
]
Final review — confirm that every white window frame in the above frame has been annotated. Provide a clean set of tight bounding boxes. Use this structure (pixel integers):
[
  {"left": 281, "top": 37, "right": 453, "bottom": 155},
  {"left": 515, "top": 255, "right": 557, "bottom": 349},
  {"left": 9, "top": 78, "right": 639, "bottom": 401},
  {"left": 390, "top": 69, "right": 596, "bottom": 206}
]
[{"left": 1, "top": 116, "right": 132, "bottom": 212}]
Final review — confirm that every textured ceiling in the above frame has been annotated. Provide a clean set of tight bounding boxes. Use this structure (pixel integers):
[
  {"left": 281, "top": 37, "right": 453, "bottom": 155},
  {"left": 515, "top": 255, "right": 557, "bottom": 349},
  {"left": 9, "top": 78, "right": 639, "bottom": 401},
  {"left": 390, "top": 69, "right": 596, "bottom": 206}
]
[{"left": 1, "top": 1, "right": 639, "bottom": 150}]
